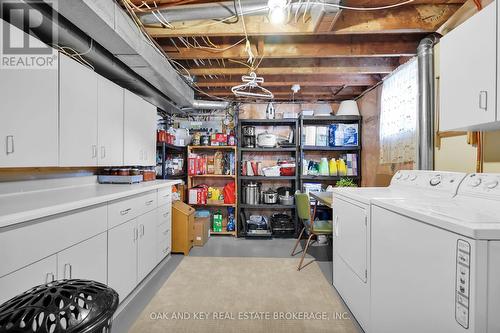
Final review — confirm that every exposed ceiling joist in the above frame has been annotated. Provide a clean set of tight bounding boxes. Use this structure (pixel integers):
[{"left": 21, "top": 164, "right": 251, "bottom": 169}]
[
  {"left": 183, "top": 57, "right": 398, "bottom": 76},
  {"left": 164, "top": 34, "right": 423, "bottom": 60},
  {"left": 195, "top": 74, "right": 380, "bottom": 87}
]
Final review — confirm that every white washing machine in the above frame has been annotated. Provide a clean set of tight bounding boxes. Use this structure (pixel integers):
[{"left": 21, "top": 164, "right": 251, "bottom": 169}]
[
  {"left": 331, "top": 170, "right": 467, "bottom": 332},
  {"left": 370, "top": 173, "right": 500, "bottom": 333}
]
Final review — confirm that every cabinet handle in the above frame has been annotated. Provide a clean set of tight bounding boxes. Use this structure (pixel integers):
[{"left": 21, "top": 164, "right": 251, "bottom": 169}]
[
  {"left": 120, "top": 208, "right": 131, "bottom": 215},
  {"left": 92, "top": 145, "right": 97, "bottom": 158},
  {"left": 139, "top": 224, "right": 145, "bottom": 237},
  {"left": 479, "top": 91, "right": 488, "bottom": 111},
  {"left": 5, "top": 135, "right": 14, "bottom": 155},
  {"left": 101, "top": 146, "right": 106, "bottom": 159},
  {"left": 45, "top": 272, "right": 55, "bottom": 283},
  {"left": 64, "top": 263, "right": 72, "bottom": 279},
  {"left": 133, "top": 227, "right": 138, "bottom": 241},
  {"left": 145, "top": 200, "right": 154, "bottom": 206}
]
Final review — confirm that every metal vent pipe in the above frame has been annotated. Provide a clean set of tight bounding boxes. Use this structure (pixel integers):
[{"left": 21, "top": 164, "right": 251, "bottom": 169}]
[{"left": 417, "top": 36, "right": 438, "bottom": 170}]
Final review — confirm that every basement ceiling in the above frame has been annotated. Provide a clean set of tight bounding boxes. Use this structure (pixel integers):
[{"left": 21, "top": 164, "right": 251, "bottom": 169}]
[{"left": 125, "top": 0, "right": 466, "bottom": 103}]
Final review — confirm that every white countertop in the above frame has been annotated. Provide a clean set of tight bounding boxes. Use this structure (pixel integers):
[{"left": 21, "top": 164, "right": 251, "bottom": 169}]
[{"left": 0, "top": 179, "right": 181, "bottom": 228}]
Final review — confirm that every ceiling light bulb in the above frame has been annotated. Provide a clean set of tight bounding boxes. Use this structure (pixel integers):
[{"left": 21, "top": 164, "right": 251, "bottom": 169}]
[{"left": 268, "top": 0, "right": 287, "bottom": 25}]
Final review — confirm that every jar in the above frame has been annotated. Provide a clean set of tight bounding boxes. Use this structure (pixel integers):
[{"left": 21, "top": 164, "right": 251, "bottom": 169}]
[
  {"left": 129, "top": 168, "right": 140, "bottom": 176},
  {"left": 118, "top": 168, "right": 130, "bottom": 176},
  {"left": 157, "top": 130, "right": 167, "bottom": 143}
]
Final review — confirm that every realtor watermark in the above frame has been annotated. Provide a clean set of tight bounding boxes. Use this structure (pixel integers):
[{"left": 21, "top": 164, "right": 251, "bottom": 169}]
[
  {"left": 149, "top": 311, "right": 351, "bottom": 321},
  {"left": 0, "top": 1, "right": 57, "bottom": 69}
]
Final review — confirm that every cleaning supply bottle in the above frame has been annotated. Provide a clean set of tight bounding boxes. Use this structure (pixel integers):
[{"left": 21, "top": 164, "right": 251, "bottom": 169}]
[
  {"left": 329, "top": 158, "right": 338, "bottom": 176},
  {"left": 337, "top": 159, "right": 347, "bottom": 176},
  {"left": 319, "top": 158, "right": 329, "bottom": 176}
]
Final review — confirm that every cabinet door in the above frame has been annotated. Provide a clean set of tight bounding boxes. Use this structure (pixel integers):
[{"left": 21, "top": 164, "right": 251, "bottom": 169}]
[
  {"left": 108, "top": 219, "right": 138, "bottom": 302},
  {"left": 98, "top": 76, "right": 124, "bottom": 166},
  {"left": 0, "top": 24, "right": 58, "bottom": 167},
  {"left": 440, "top": 3, "right": 497, "bottom": 131},
  {"left": 143, "top": 102, "right": 157, "bottom": 166},
  {"left": 124, "top": 90, "right": 145, "bottom": 166},
  {"left": 0, "top": 255, "right": 57, "bottom": 305},
  {"left": 59, "top": 53, "right": 98, "bottom": 166},
  {"left": 57, "top": 233, "right": 107, "bottom": 284},
  {"left": 138, "top": 210, "right": 159, "bottom": 281}
]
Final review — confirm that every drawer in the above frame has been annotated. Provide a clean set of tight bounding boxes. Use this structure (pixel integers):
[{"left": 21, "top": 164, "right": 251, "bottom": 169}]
[
  {"left": 157, "top": 229, "right": 171, "bottom": 262},
  {"left": 0, "top": 205, "right": 107, "bottom": 278},
  {"left": 157, "top": 205, "right": 171, "bottom": 227},
  {"left": 157, "top": 186, "right": 172, "bottom": 207},
  {"left": 108, "top": 191, "right": 157, "bottom": 229}
]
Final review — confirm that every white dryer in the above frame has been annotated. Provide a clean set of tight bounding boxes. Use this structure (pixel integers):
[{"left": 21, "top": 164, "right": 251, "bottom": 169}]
[
  {"left": 331, "top": 170, "right": 467, "bottom": 332},
  {"left": 370, "top": 173, "right": 500, "bottom": 333}
]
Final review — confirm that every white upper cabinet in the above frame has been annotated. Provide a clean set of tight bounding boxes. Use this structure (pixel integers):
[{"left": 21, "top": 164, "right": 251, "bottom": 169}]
[
  {"left": 440, "top": 2, "right": 498, "bottom": 131},
  {"left": 0, "top": 24, "right": 58, "bottom": 168},
  {"left": 124, "top": 90, "right": 157, "bottom": 166},
  {"left": 59, "top": 54, "right": 99, "bottom": 166},
  {"left": 98, "top": 76, "right": 124, "bottom": 166}
]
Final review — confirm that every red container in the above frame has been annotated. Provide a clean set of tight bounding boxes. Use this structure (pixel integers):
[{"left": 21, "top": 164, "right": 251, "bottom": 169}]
[
  {"left": 188, "top": 157, "right": 197, "bottom": 176},
  {"left": 279, "top": 160, "right": 296, "bottom": 176},
  {"left": 157, "top": 130, "right": 167, "bottom": 143}
]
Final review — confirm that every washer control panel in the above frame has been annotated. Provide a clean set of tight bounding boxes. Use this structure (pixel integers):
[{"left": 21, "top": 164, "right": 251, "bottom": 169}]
[
  {"left": 459, "top": 173, "right": 500, "bottom": 199},
  {"left": 390, "top": 170, "right": 466, "bottom": 196},
  {"left": 455, "top": 240, "right": 471, "bottom": 329}
]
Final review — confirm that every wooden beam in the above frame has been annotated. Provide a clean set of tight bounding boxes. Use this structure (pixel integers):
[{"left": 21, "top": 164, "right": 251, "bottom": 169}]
[
  {"left": 195, "top": 74, "right": 380, "bottom": 87},
  {"left": 163, "top": 34, "right": 421, "bottom": 59},
  {"left": 145, "top": 4, "right": 462, "bottom": 37},
  {"left": 183, "top": 57, "right": 398, "bottom": 76},
  {"left": 331, "top": 4, "right": 461, "bottom": 34}
]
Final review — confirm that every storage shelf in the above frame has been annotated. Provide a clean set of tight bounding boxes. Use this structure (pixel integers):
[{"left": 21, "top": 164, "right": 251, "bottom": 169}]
[
  {"left": 301, "top": 175, "right": 359, "bottom": 181},
  {"left": 157, "top": 174, "right": 186, "bottom": 180},
  {"left": 210, "top": 230, "right": 237, "bottom": 236},
  {"left": 301, "top": 115, "right": 361, "bottom": 123},
  {"left": 189, "top": 145, "right": 236, "bottom": 150},
  {"left": 240, "top": 204, "right": 295, "bottom": 209},
  {"left": 191, "top": 203, "right": 236, "bottom": 207},
  {"left": 239, "top": 119, "right": 298, "bottom": 125},
  {"left": 302, "top": 146, "right": 361, "bottom": 151},
  {"left": 240, "top": 176, "right": 296, "bottom": 180},
  {"left": 156, "top": 142, "right": 186, "bottom": 151},
  {"left": 240, "top": 147, "right": 297, "bottom": 152},
  {"left": 190, "top": 174, "right": 236, "bottom": 178}
]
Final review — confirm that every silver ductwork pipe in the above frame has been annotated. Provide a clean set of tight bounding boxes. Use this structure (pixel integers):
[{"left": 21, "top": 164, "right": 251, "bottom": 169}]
[
  {"left": 417, "top": 36, "right": 438, "bottom": 170},
  {"left": 192, "top": 100, "right": 230, "bottom": 110},
  {"left": 139, "top": 0, "right": 339, "bottom": 24},
  {"left": 1, "top": 1, "right": 230, "bottom": 113}
]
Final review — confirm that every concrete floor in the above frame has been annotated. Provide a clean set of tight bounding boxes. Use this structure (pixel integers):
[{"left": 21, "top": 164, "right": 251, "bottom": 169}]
[{"left": 112, "top": 236, "right": 363, "bottom": 333}]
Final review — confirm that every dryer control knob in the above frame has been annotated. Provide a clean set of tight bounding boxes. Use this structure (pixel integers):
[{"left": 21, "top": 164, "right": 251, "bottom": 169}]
[
  {"left": 468, "top": 178, "right": 482, "bottom": 187},
  {"left": 430, "top": 175, "right": 442, "bottom": 186},
  {"left": 410, "top": 175, "right": 418, "bottom": 181},
  {"left": 485, "top": 180, "right": 499, "bottom": 189}
]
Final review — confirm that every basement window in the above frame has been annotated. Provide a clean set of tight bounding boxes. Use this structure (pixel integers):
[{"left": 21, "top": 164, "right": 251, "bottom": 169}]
[{"left": 379, "top": 58, "right": 418, "bottom": 164}]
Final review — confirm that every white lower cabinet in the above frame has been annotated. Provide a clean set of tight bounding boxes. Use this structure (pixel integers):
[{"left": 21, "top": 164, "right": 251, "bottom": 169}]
[
  {"left": 108, "top": 207, "right": 163, "bottom": 302},
  {"left": 0, "top": 255, "right": 57, "bottom": 305},
  {"left": 138, "top": 210, "right": 159, "bottom": 281},
  {"left": 57, "top": 233, "right": 107, "bottom": 284},
  {"left": 108, "top": 218, "right": 138, "bottom": 302}
]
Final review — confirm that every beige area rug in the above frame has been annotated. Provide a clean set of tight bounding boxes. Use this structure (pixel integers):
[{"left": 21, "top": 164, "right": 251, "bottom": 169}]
[{"left": 129, "top": 257, "right": 359, "bottom": 333}]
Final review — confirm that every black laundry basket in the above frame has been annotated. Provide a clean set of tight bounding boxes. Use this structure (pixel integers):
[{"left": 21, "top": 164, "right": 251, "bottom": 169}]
[{"left": 0, "top": 279, "right": 119, "bottom": 333}]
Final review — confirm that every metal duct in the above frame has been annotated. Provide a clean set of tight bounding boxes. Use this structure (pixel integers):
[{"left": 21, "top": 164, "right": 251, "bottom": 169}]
[
  {"left": 192, "top": 100, "right": 230, "bottom": 110},
  {"left": 139, "top": 0, "right": 340, "bottom": 24},
  {"left": 417, "top": 36, "right": 438, "bottom": 170}
]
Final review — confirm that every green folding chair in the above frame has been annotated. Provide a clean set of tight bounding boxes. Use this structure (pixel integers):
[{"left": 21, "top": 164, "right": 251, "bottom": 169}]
[{"left": 291, "top": 192, "right": 333, "bottom": 271}]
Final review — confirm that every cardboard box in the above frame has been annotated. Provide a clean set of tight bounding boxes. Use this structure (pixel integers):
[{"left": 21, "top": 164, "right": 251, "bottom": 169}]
[{"left": 194, "top": 217, "right": 210, "bottom": 246}]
